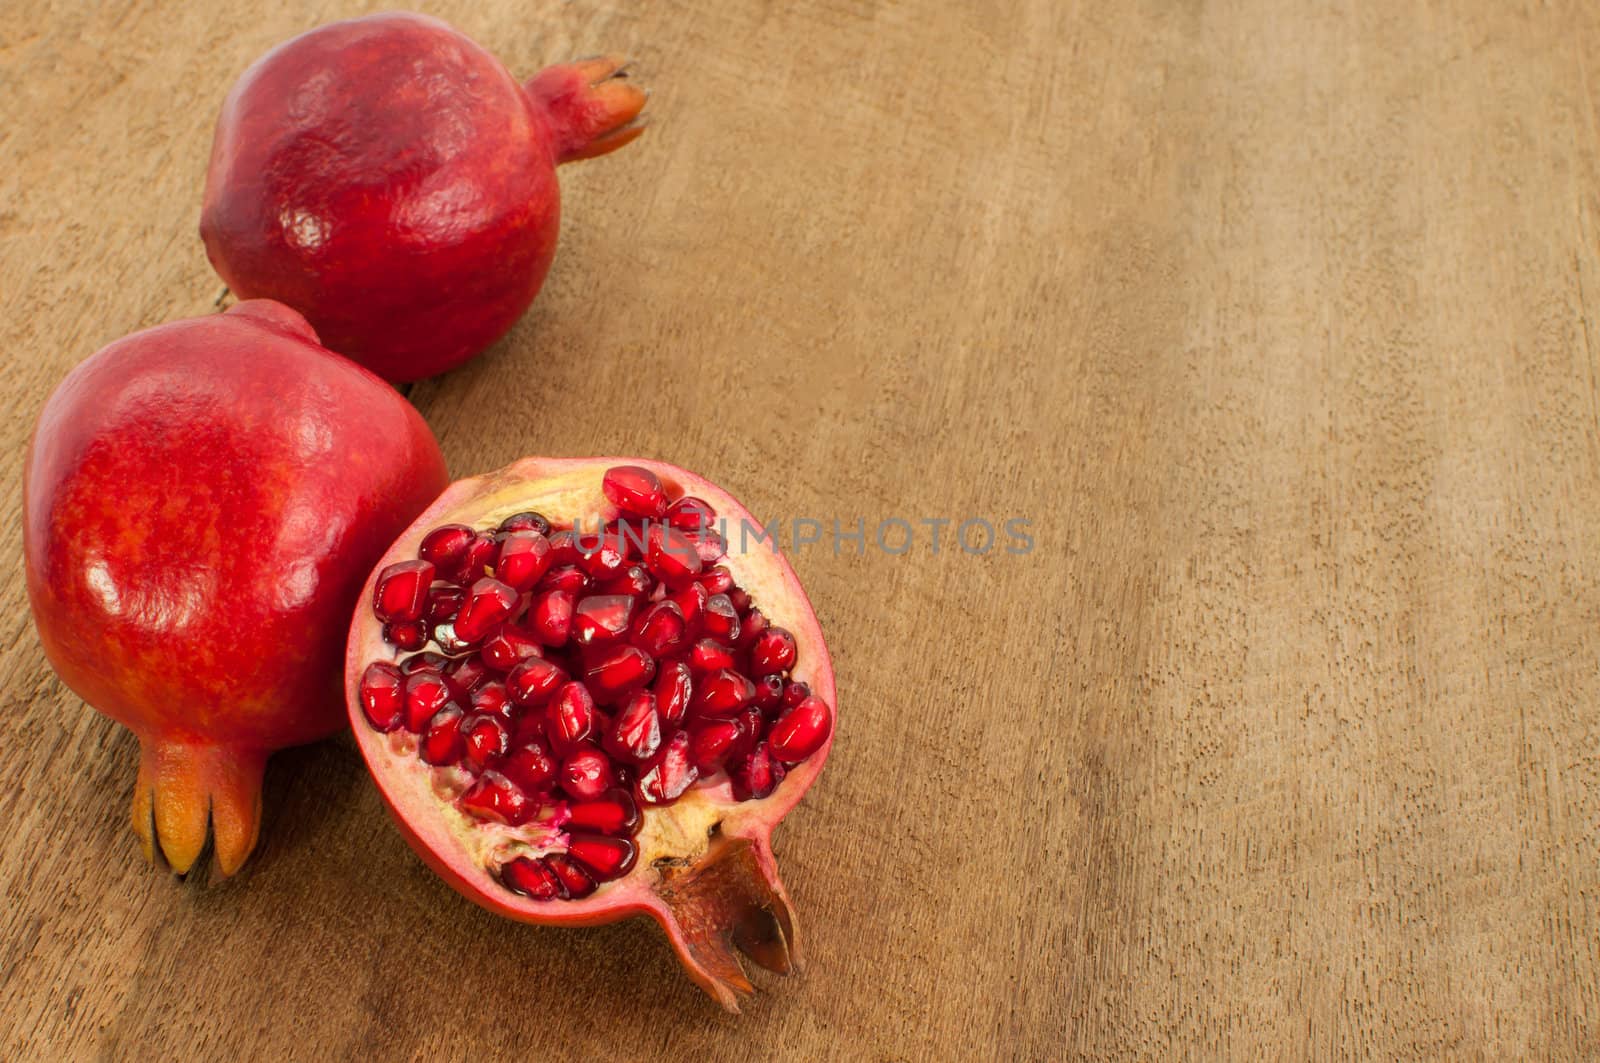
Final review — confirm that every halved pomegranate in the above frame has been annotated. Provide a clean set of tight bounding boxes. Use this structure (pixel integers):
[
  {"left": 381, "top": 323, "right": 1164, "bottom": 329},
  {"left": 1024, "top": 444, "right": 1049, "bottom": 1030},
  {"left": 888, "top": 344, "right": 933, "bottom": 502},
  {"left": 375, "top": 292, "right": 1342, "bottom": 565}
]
[{"left": 345, "top": 459, "right": 836, "bottom": 1010}]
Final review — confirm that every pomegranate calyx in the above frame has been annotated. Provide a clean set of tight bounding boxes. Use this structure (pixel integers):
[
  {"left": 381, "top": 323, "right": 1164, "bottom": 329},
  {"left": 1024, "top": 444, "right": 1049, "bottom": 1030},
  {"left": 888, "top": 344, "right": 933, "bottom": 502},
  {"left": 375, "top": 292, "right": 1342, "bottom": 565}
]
[
  {"left": 132, "top": 739, "right": 267, "bottom": 877},
  {"left": 525, "top": 55, "right": 648, "bottom": 164}
]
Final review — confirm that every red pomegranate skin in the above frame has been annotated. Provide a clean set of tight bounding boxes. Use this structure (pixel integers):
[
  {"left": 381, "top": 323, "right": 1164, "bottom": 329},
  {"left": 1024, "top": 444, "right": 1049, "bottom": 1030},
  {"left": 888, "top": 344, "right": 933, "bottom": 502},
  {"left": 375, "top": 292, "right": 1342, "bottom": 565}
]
[
  {"left": 24, "top": 300, "right": 449, "bottom": 875},
  {"left": 200, "top": 12, "right": 646, "bottom": 382}
]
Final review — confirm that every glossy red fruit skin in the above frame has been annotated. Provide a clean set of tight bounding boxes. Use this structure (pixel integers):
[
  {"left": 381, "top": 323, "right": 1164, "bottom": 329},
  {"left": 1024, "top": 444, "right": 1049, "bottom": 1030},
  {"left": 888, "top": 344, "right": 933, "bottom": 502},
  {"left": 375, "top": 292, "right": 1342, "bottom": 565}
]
[
  {"left": 200, "top": 12, "right": 647, "bottom": 382},
  {"left": 26, "top": 300, "right": 448, "bottom": 876}
]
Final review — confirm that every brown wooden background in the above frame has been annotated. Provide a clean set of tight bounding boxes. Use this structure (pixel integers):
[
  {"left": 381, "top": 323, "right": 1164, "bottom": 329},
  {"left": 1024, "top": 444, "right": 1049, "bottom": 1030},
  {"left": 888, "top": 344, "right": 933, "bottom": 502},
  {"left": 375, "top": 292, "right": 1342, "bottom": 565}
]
[{"left": 4, "top": 0, "right": 1600, "bottom": 1058}]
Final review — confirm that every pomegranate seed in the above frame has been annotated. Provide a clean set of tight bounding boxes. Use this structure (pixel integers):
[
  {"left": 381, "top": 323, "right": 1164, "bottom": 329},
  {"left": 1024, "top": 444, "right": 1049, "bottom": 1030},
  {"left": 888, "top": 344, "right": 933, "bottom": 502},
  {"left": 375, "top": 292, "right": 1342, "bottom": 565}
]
[
  {"left": 688, "top": 639, "right": 735, "bottom": 673},
  {"left": 597, "top": 564, "right": 653, "bottom": 599},
  {"left": 543, "top": 853, "right": 597, "bottom": 898},
  {"left": 545, "top": 529, "right": 582, "bottom": 566},
  {"left": 646, "top": 524, "right": 702, "bottom": 585},
  {"left": 463, "top": 714, "right": 510, "bottom": 771},
  {"left": 754, "top": 674, "right": 785, "bottom": 714},
  {"left": 750, "top": 627, "right": 797, "bottom": 674},
  {"left": 501, "top": 856, "right": 563, "bottom": 899},
  {"left": 400, "top": 652, "right": 449, "bottom": 674},
  {"left": 373, "top": 559, "right": 435, "bottom": 622},
  {"left": 684, "top": 526, "right": 727, "bottom": 565},
  {"left": 727, "top": 588, "right": 752, "bottom": 614},
  {"left": 497, "top": 511, "right": 551, "bottom": 537},
  {"left": 611, "top": 518, "right": 652, "bottom": 561},
  {"left": 420, "top": 706, "right": 466, "bottom": 765},
  {"left": 701, "top": 594, "right": 740, "bottom": 642},
  {"left": 460, "top": 771, "right": 533, "bottom": 825},
  {"left": 431, "top": 621, "right": 471, "bottom": 654},
  {"left": 666, "top": 496, "right": 716, "bottom": 530},
  {"left": 419, "top": 524, "right": 475, "bottom": 580},
  {"left": 565, "top": 832, "right": 638, "bottom": 880},
  {"left": 576, "top": 528, "right": 628, "bottom": 578},
  {"left": 559, "top": 748, "right": 615, "bottom": 802},
  {"left": 404, "top": 671, "right": 455, "bottom": 731},
  {"left": 585, "top": 645, "right": 656, "bottom": 701},
  {"left": 782, "top": 680, "right": 810, "bottom": 709},
  {"left": 692, "top": 669, "right": 756, "bottom": 718},
  {"left": 507, "top": 656, "right": 567, "bottom": 706},
  {"left": 537, "top": 564, "right": 589, "bottom": 594},
  {"left": 384, "top": 620, "right": 428, "bottom": 651},
  {"left": 481, "top": 625, "right": 544, "bottom": 672},
  {"left": 426, "top": 585, "right": 465, "bottom": 623},
  {"left": 500, "top": 741, "right": 557, "bottom": 792},
  {"left": 453, "top": 577, "right": 519, "bottom": 643},
  {"left": 469, "top": 681, "right": 512, "bottom": 720},
  {"left": 636, "top": 731, "right": 698, "bottom": 805},
  {"left": 629, "top": 599, "right": 686, "bottom": 657},
  {"left": 729, "top": 742, "right": 785, "bottom": 801},
  {"left": 572, "top": 594, "right": 635, "bottom": 646},
  {"left": 734, "top": 607, "right": 769, "bottom": 649},
  {"left": 546, "top": 681, "right": 596, "bottom": 752},
  {"left": 769, "top": 696, "right": 832, "bottom": 763},
  {"left": 607, "top": 690, "right": 662, "bottom": 763},
  {"left": 495, "top": 530, "right": 552, "bottom": 591},
  {"left": 358, "top": 662, "right": 405, "bottom": 731},
  {"left": 531, "top": 588, "right": 575, "bottom": 645},
  {"left": 566, "top": 789, "right": 640, "bottom": 835},
  {"left": 654, "top": 660, "right": 693, "bottom": 725},
  {"left": 447, "top": 655, "right": 490, "bottom": 693},
  {"left": 696, "top": 566, "right": 734, "bottom": 595},
  {"left": 602, "top": 464, "right": 666, "bottom": 519},
  {"left": 461, "top": 533, "right": 499, "bottom": 584},
  {"left": 668, "top": 581, "right": 708, "bottom": 623},
  {"left": 688, "top": 719, "right": 742, "bottom": 773}
]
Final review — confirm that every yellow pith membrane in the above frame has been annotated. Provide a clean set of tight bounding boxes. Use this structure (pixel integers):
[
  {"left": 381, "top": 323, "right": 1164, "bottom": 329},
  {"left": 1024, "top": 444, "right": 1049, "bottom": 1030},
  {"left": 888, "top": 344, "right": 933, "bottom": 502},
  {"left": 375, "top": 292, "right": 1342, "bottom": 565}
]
[{"left": 348, "top": 461, "right": 835, "bottom": 987}]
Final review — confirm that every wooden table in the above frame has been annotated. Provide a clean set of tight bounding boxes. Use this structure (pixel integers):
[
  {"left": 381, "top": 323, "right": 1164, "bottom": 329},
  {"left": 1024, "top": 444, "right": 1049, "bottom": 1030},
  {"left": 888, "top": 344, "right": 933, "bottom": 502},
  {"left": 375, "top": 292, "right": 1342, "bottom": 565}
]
[{"left": 5, "top": 1, "right": 1599, "bottom": 1057}]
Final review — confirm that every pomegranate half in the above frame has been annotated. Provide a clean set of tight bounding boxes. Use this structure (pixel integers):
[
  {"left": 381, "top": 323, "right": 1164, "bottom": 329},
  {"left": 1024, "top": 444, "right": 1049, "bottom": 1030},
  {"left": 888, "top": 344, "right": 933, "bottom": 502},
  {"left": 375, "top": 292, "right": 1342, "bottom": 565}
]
[
  {"left": 25, "top": 300, "right": 449, "bottom": 876},
  {"left": 199, "top": 11, "right": 648, "bottom": 382},
  {"left": 345, "top": 458, "right": 836, "bottom": 1010}
]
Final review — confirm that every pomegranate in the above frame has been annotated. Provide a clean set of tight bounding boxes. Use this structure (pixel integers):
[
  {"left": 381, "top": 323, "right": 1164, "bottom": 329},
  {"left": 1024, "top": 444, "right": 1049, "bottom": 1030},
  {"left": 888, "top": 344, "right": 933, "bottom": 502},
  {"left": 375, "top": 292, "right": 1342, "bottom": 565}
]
[
  {"left": 345, "top": 459, "right": 836, "bottom": 1010},
  {"left": 25, "top": 300, "right": 449, "bottom": 876},
  {"left": 199, "top": 12, "right": 647, "bottom": 382}
]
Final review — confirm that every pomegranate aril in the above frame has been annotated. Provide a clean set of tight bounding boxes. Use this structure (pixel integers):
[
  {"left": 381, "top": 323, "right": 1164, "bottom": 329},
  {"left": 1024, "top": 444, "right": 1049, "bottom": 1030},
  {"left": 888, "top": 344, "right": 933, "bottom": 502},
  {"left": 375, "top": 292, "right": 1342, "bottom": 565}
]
[
  {"left": 373, "top": 559, "right": 435, "bottom": 622},
  {"left": 629, "top": 599, "right": 686, "bottom": 657},
  {"left": 500, "top": 740, "right": 557, "bottom": 792},
  {"left": 559, "top": 747, "right": 615, "bottom": 802},
  {"left": 404, "top": 671, "right": 455, "bottom": 731},
  {"left": 646, "top": 524, "right": 702, "bottom": 585},
  {"left": 508, "top": 656, "right": 567, "bottom": 706},
  {"left": 566, "top": 789, "right": 640, "bottom": 836},
  {"left": 654, "top": 660, "right": 693, "bottom": 725},
  {"left": 697, "top": 566, "right": 734, "bottom": 595},
  {"left": 448, "top": 655, "right": 490, "bottom": 694},
  {"left": 359, "top": 661, "right": 405, "bottom": 731},
  {"left": 734, "top": 608, "right": 769, "bottom": 651},
  {"left": 565, "top": 832, "right": 638, "bottom": 880},
  {"left": 572, "top": 594, "right": 635, "bottom": 646},
  {"left": 547, "top": 681, "right": 596, "bottom": 751},
  {"left": 453, "top": 577, "right": 519, "bottom": 643},
  {"left": 576, "top": 528, "right": 628, "bottom": 577},
  {"left": 495, "top": 530, "right": 552, "bottom": 591},
  {"left": 688, "top": 719, "right": 742, "bottom": 773},
  {"left": 531, "top": 588, "right": 575, "bottom": 645},
  {"left": 770, "top": 696, "right": 832, "bottom": 763},
  {"left": 469, "top": 681, "right": 512, "bottom": 720},
  {"left": 586, "top": 645, "right": 656, "bottom": 701},
  {"left": 688, "top": 639, "right": 735, "bottom": 673},
  {"left": 431, "top": 621, "right": 471, "bottom": 655},
  {"left": 729, "top": 742, "right": 785, "bottom": 801},
  {"left": 481, "top": 625, "right": 544, "bottom": 672},
  {"left": 701, "top": 594, "right": 740, "bottom": 642},
  {"left": 384, "top": 620, "right": 428, "bottom": 651},
  {"left": 420, "top": 706, "right": 466, "bottom": 766},
  {"left": 543, "top": 853, "right": 597, "bottom": 899},
  {"left": 730, "top": 705, "right": 763, "bottom": 761},
  {"left": 669, "top": 581, "right": 708, "bottom": 624},
  {"left": 463, "top": 714, "right": 510, "bottom": 771},
  {"left": 750, "top": 627, "right": 798, "bottom": 674},
  {"left": 666, "top": 496, "right": 716, "bottom": 530},
  {"left": 783, "top": 680, "right": 811, "bottom": 709},
  {"left": 426, "top": 584, "right": 465, "bottom": 623},
  {"left": 460, "top": 771, "right": 533, "bottom": 825},
  {"left": 497, "top": 511, "right": 551, "bottom": 537},
  {"left": 607, "top": 690, "right": 662, "bottom": 763},
  {"left": 545, "top": 529, "right": 582, "bottom": 566},
  {"left": 597, "top": 564, "right": 653, "bottom": 599},
  {"left": 602, "top": 464, "right": 666, "bottom": 519},
  {"left": 636, "top": 730, "right": 698, "bottom": 805},
  {"left": 501, "top": 857, "right": 563, "bottom": 900},
  {"left": 461, "top": 533, "right": 498, "bottom": 584},
  {"left": 755, "top": 674, "right": 785, "bottom": 714},
  {"left": 419, "top": 523, "right": 475, "bottom": 580},
  {"left": 400, "top": 652, "right": 449, "bottom": 674},
  {"left": 684, "top": 526, "right": 727, "bottom": 565},
  {"left": 692, "top": 669, "right": 757, "bottom": 718},
  {"left": 537, "top": 564, "right": 589, "bottom": 594},
  {"left": 727, "top": 588, "right": 751, "bottom": 614}
]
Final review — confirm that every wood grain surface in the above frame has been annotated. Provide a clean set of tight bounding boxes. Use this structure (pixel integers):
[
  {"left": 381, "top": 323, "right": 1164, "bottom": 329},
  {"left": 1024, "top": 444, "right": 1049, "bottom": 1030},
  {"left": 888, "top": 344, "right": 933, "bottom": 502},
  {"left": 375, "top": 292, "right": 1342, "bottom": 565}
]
[{"left": 4, "top": 0, "right": 1599, "bottom": 1058}]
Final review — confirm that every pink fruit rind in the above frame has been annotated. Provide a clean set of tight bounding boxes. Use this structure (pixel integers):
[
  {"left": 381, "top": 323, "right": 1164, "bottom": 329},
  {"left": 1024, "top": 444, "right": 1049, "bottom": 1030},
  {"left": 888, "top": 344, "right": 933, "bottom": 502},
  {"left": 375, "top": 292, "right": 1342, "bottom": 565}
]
[{"left": 344, "top": 457, "right": 835, "bottom": 1010}]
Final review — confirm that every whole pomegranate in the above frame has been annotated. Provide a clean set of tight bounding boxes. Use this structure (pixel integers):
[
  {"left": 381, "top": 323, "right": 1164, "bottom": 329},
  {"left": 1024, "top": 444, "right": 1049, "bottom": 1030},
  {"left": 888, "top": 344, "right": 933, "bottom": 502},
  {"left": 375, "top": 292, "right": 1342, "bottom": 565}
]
[
  {"left": 25, "top": 300, "right": 449, "bottom": 876},
  {"left": 199, "top": 12, "right": 647, "bottom": 382},
  {"left": 346, "top": 459, "right": 836, "bottom": 1010}
]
